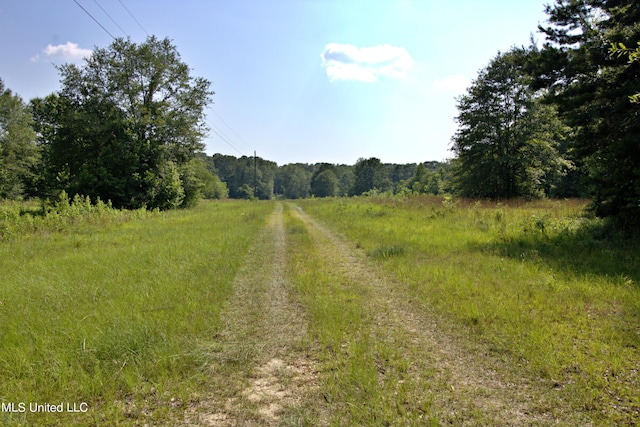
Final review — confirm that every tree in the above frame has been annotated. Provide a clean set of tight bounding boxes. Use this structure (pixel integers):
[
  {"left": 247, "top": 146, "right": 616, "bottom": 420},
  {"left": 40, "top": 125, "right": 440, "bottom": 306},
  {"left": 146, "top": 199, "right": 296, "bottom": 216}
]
[
  {"left": 210, "top": 154, "right": 276, "bottom": 200},
  {"left": 31, "top": 36, "right": 213, "bottom": 209},
  {"left": 277, "top": 163, "right": 311, "bottom": 199},
  {"left": 310, "top": 163, "right": 338, "bottom": 197},
  {"left": 309, "top": 164, "right": 338, "bottom": 198},
  {"left": 350, "top": 157, "right": 391, "bottom": 196},
  {"left": 451, "top": 48, "right": 571, "bottom": 199},
  {"left": 335, "top": 164, "right": 354, "bottom": 196},
  {"left": 407, "top": 162, "right": 448, "bottom": 195},
  {"left": 609, "top": 41, "right": 640, "bottom": 103},
  {"left": 0, "top": 79, "right": 39, "bottom": 199},
  {"left": 534, "top": 0, "right": 640, "bottom": 224}
]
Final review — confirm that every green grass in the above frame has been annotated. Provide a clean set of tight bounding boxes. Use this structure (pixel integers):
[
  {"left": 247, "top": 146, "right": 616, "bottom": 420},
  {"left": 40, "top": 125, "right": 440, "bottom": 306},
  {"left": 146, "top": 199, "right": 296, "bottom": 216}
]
[
  {"left": 0, "top": 200, "right": 273, "bottom": 426},
  {"left": 295, "top": 196, "right": 640, "bottom": 425},
  {"left": 283, "top": 205, "right": 437, "bottom": 425},
  {"left": 2, "top": 195, "right": 638, "bottom": 425}
]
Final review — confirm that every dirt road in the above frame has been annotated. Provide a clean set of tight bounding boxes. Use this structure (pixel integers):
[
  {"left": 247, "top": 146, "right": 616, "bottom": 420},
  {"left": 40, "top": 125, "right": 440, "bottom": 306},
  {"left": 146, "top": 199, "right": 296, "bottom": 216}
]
[
  {"left": 186, "top": 203, "right": 586, "bottom": 426},
  {"left": 186, "top": 204, "right": 317, "bottom": 425}
]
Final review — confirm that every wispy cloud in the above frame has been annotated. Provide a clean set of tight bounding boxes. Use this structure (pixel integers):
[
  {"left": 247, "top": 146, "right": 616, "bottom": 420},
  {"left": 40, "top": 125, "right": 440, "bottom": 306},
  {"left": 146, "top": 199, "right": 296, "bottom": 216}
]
[
  {"left": 433, "top": 75, "right": 470, "bottom": 94},
  {"left": 31, "top": 42, "right": 92, "bottom": 63},
  {"left": 321, "top": 43, "right": 414, "bottom": 83}
]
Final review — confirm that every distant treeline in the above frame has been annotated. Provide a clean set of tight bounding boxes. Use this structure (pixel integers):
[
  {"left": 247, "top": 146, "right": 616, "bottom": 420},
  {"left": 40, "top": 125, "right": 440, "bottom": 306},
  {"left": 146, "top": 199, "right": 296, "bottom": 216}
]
[{"left": 203, "top": 154, "right": 586, "bottom": 200}]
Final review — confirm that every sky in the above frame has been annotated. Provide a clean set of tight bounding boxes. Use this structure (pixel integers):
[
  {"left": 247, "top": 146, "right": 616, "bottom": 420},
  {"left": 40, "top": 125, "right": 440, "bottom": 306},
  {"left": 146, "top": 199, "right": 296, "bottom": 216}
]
[{"left": 0, "top": 0, "right": 552, "bottom": 166}]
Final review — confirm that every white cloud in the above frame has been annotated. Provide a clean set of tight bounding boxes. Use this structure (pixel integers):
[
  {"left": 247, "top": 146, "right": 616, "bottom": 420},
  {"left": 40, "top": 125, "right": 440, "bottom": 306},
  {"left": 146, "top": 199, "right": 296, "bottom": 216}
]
[
  {"left": 433, "top": 75, "right": 471, "bottom": 94},
  {"left": 31, "top": 42, "right": 92, "bottom": 63},
  {"left": 321, "top": 42, "right": 414, "bottom": 83}
]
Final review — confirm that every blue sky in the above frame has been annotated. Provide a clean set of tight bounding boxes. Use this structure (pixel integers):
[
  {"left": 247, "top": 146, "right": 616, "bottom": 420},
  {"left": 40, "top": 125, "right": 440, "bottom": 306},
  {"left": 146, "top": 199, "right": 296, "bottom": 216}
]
[{"left": 1, "top": 0, "right": 551, "bottom": 165}]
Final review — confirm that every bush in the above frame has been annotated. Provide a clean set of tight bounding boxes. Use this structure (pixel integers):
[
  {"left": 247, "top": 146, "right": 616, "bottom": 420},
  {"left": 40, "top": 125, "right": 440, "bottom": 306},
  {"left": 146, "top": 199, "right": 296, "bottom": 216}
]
[{"left": 0, "top": 192, "right": 150, "bottom": 240}]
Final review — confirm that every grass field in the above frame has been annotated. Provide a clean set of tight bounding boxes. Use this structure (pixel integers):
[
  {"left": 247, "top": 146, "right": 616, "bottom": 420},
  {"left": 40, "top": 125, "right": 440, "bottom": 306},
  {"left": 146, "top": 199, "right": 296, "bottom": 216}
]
[
  {"left": 0, "top": 200, "right": 273, "bottom": 426},
  {"left": 1, "top": 196, "right": 638, "bottom": 425},
  {"left": 294, "top": 196, "right": 640, "bottom": 425}
]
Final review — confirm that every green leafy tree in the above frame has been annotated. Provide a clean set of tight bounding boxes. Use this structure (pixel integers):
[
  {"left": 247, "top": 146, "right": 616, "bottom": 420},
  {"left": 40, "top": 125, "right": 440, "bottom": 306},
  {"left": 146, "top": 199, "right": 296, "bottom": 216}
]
[
  {"left": 195, "top": 156, "right": 228, "bottom": 199},
  {"left": 534, "top": 0, "right": 640, "bottom": 224},
  {"left": 451, "top": 48, "right": 571, "bottom": 199},
  {"left": 210, "top": 154, "right": 275, "bottom": 200},
  {"left": 310, "top": 163, "right": 338, "bottom": 197},
  {"left": 609, "top": 41, "right": 640, "bottom": 103},
  {"left": 407, "top": 163, "right": 447, "bottom": 195},
  {"left": 254, "top": 157, "right": 277, "bottom": 200},
  {"left": 277, "top": 163, "right": 311, "bottom": 199},
  {"left": 335, "top": 164, "right": 354, "bottom": 196},
  {"left": 310, "top": 165, "right": 338, "bottom": 198},
  {"left": 210, "top": 154, "right": 244, "bottom": 198},
  {"left": 177, "top": 158, "right": 228, "bottom": 206},
  {"left": 31, "top": 36, "right": 213, "bottom": 209},
  {"left": 0, "top": 79, "right": 39, "bottom": 199},
  {"left": 350, "top": 157, "right": 391, "bottom": 196}
]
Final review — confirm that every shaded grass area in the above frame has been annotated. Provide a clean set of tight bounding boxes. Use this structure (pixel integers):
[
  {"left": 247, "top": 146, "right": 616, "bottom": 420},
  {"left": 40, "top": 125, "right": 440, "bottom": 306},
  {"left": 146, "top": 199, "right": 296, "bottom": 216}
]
[
  {"left": 296, "top": 196, "right": 640, "bottom": 425},
  {"left": 0, "top": 200, "right": 273, "bottom": 426}
]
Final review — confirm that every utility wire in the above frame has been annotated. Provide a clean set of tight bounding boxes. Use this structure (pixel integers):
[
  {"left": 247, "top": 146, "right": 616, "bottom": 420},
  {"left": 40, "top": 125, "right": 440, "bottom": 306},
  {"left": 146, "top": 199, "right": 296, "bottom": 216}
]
[
  {"left": 207, "top": 121, "right": 236, "bottom": 151},
  {"left": 73, "top": 0, "right": 116, "bottom": 40},
  {"left": 210, "top": 108, "right": 254, "bottom": 153},
  {"left": 92, "top": 0, "right": 128, "bottom": 37},
  {"left": 117, "top": 0, "right": 149, "bottom": 37},
  {"left": 208, "top": 122, "right": 246, "bottom": 157}
]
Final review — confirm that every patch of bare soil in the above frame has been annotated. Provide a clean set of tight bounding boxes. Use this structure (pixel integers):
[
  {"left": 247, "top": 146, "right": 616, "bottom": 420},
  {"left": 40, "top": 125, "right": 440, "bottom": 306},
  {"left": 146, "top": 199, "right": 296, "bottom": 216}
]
[
  {"left": 185, "top": 204, "right": 318, "bottom": 426},
  {"left": 289, "top": 204, "right": 588, "bottom": 426}
]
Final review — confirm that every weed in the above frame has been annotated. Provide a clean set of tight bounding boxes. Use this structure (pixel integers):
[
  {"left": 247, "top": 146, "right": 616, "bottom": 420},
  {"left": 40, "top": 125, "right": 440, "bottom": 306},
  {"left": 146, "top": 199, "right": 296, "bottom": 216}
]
[{"left": 368, "top": 245, "right": 405, "bottom": 259}]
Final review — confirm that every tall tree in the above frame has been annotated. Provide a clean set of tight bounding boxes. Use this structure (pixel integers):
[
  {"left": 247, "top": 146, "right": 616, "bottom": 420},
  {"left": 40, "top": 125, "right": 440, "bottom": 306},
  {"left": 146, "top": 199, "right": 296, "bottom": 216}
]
[
  {"left": 335, "top": 164, "right": 354, "bottom": 196},
  {"left": 276, "top": 163, "right": 311, "bottom": 199},
  {"left": 31, "top": 36, "right": 213, "bottom": 209},
  {"left": 310, "top": 163, "right": 338, "bottom": 197},
  {"left": 451, "top": 48, "right": 571, "bottom": 199},
  {"left": 0, "top": 79, "right": 39, "bottom": 199},
  {"left": 311, "top": 166, "right": 337, "bottom": 198},
  {"left": 350, "top": 157, "right": 391, "bottom": 196},
  {"left": 534, "top": 0, "right": 640, "bottom": 224}
]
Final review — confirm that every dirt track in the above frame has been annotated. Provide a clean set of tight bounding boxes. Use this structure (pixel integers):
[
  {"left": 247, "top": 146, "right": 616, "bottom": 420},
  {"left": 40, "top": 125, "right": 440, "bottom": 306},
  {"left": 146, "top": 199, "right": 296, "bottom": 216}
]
[
  {"left": 186, "top": 203, "right": 586, "bottom": 426},
  {"left": 186, "top": 204, "right": 317, "bottom": 426}
]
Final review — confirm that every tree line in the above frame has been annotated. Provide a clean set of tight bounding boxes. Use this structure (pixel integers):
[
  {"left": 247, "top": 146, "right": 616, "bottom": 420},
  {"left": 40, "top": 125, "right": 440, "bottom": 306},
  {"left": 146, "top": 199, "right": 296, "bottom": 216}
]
[
  {"left": 206, "top": 155, "right": 451, "bottom": 200},
  {"left": 451, "top": 0, "right": 639, "bottom": 228},
  {"left": 1, "top": 0, "right": 638, "bottom": 229}
]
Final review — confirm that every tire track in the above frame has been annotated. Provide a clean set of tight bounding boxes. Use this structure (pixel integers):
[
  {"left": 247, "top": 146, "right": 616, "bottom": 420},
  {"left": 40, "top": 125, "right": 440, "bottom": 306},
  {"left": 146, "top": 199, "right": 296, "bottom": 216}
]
[
  {"left": 186, "top": 203, "right": 317, "bottom": 426},
  {"left": 289, "top": 203, "right": 587, "bottom": 426}
]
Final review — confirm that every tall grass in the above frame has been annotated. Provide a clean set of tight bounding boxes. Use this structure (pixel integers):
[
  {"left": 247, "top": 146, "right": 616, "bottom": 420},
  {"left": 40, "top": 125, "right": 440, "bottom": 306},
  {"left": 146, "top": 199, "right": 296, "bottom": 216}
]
[
  {"left": 296, "top": 196, "right": 640, "bottom": 425},
  {"left": 0, "top": 200, "right": 273, "bottom": 426},
  {"left": 0, "top": 191, "right": 149, "bottom": 241}
]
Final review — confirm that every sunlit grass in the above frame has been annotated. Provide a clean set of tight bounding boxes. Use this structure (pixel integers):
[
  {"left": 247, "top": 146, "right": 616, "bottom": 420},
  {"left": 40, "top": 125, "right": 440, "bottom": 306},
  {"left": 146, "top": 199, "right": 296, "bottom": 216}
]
[
  {"left": 283, "top": 205, "right": 436, "bottom": 425},
  {"left": 296, "top": 196, "right": 640, "bottom": 425},
  {"left": 0, "top": 200, "right": 273, "bottom": 426}
]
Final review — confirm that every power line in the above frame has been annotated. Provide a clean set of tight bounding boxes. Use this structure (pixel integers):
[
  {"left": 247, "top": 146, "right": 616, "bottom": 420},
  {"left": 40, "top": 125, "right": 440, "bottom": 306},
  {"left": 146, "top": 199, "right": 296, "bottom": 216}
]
[
  {"left": 117, "top": 0, "right": 149, "bottom": 37},
  {"left": 206, "top": 119, "right": 238, "bottom": 151},
  {"left": 210, "top": 108, "right": 254, "bottom": 153},
  {"left": 73, "top": 0, "right": 116, "bottom": 40},
  {"left": 92, "top": 0, "right": 128, "bottom": 37},
  {"left": 208, "top": 122, "right": 246, "bottom": 157}
]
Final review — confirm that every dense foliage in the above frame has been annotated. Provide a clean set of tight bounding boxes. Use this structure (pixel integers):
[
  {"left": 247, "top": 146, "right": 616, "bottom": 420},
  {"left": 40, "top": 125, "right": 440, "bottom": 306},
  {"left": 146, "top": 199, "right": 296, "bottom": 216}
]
[
  {"left": 31, "top": 36, "right": 214, "bottom": 209},
  {"left": 0, "top": 79, "right": 39, "bottom": 199},
  {"left": 450, "top": 49, "right": 572, "bottom": 199},
  {"left": 533, "top": 0, "right": 640, "bottom": 225}
]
